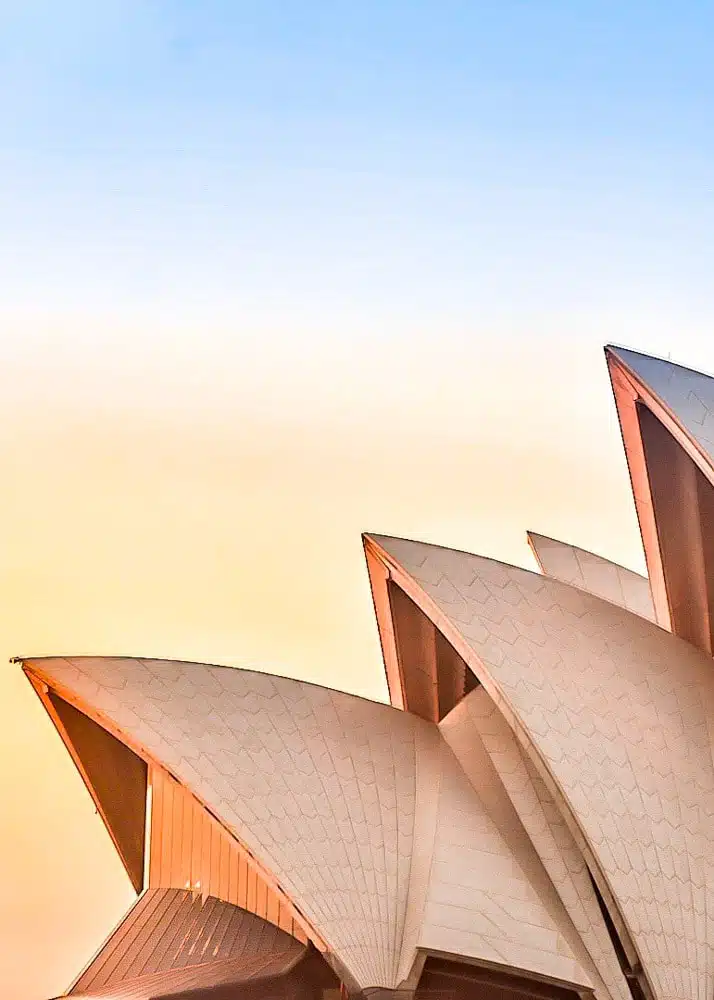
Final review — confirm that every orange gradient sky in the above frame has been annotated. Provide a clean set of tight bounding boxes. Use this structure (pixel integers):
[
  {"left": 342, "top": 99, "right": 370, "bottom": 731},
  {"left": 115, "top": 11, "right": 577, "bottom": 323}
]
[{"left": 6, "top": 3, "right": 714, "bottom": 996}]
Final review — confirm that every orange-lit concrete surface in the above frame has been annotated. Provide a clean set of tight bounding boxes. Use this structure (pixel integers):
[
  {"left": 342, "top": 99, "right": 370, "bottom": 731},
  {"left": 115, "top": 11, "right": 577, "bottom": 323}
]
[{"left": 19, "top": 345, "right": 714, "bottom": 1000}]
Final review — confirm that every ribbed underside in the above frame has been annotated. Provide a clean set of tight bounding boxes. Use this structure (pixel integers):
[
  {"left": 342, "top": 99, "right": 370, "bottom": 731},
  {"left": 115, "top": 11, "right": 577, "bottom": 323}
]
[{"left": 70, "top": 888, "right": 308, "bottom": 998}]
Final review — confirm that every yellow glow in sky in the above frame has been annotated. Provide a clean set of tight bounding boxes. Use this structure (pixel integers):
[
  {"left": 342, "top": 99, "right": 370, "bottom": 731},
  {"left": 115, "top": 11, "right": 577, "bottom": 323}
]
[{"left": 0, "top": 315, "right": 666, "bottom": 997}]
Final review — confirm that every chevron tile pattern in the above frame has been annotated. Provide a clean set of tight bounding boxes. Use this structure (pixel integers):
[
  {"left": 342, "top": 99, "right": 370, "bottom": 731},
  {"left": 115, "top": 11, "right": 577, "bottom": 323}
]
[
  {"left": 527, "top": 532, "right": 655, "bottom": 624},
  {"left": 371, "top": 533, "right": 714, "bottom": 1000},
  {"left": 25, "top": 656, "right": 590, "bottom": 993},
  {"left": 441, "top": 689, "right": 630, "bottom": 1000},
  {"left": 28, "top": 657, "right": 420, "bottom": 990},
  {"left": 420, "top": 734, "right": 589, "bottom": 990},
  {"left": 610, "top": 347, "right": 714, "bottom": 462}
]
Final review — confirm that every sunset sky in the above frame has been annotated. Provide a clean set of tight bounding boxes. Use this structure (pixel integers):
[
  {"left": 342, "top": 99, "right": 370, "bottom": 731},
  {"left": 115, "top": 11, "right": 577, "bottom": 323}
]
[{"left": 4, "top": 3, "right": 714, "bottom": 997}]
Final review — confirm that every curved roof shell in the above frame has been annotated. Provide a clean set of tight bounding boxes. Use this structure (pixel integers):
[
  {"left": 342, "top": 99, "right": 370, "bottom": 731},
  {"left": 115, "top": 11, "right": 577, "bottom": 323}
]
[
  {"left": 365, "top": 533, "right": 714, "bottom": 1000},
  {"left": 23, "top": 655, "right": 591, "bottom": 995},
  {"left": 440, "top": 689, "right": 630, "bottom": 1000},
  {"left": 526, "top": 532, "right": 655, "bottom": 624},
  {"left": 608, "top": 347, "right": 714, "bottom": 461},
  {"left": 606, "top": 345, "right": 714, "bottom": 649}
]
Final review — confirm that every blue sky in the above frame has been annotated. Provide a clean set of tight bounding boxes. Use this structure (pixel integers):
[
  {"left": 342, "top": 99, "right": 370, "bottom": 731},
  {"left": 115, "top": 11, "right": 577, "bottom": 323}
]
[
  {"left": 4, "top": 1, "right": 714, "bottom": 334},
  {"left": 5, "top": 2, "right": 714, "bottom": 481}
]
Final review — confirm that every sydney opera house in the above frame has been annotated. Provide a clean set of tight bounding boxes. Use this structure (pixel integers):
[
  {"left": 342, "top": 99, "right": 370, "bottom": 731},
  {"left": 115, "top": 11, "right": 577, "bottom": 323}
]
[{"left": 21, "top": 344, "right": 714, "bottom": 1000}]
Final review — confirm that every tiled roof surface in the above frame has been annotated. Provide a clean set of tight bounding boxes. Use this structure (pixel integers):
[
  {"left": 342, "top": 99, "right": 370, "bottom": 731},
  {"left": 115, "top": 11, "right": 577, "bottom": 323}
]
[
  {"left": 370, "top": 533, "right": 714, "bottom": 1000},
  {"left": 527, "top": 532, "right": 655, "bottom": 624},
  {"left": 441, "top": 690, "right": 630, "bottom": 1000},
  {"left": 608, "top": 346, "right": 714, "bottom": 463},
  {"left": 25, "top": 655, "right": 590, "bottom": 993}
]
